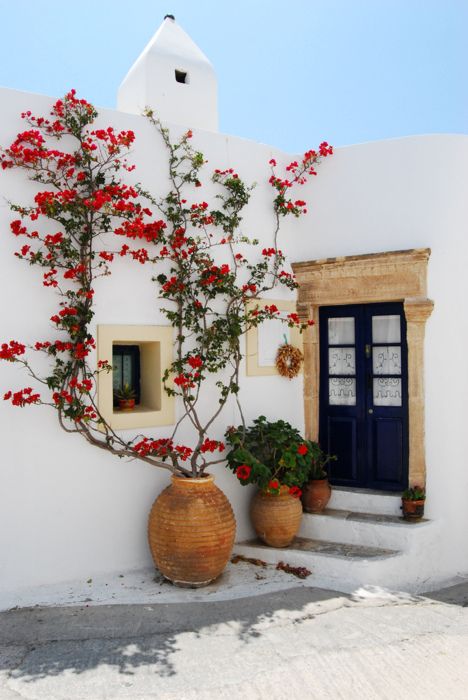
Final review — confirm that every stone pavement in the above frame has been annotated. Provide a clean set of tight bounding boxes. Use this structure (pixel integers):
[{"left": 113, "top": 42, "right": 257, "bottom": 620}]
[{"left": 1, "top": 578, "right": 468, "bottom": 700}]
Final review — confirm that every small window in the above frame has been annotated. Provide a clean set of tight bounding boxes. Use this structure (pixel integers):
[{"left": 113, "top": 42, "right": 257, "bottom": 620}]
[
  {"left": 112, "top": 344, "right": 141, "bottom": 406},
  {"left": 175, "top": 69, "right": 188, "bottom": 84},
  {"left": 97, "top": 325, "right": 175, "bottom": 430}
]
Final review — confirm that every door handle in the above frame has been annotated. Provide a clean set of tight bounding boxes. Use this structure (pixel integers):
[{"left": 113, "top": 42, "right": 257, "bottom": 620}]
[{"left": 368, "top": 408, "right": 374, "bottom": 414}]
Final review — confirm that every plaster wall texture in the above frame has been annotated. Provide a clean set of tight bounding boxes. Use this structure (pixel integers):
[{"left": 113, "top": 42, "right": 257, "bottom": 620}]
[{"left": 0, "top": 85, "right": 466, "bottom": 602}]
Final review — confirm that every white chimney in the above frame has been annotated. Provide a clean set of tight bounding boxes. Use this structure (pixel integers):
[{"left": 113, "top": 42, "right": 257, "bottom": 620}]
[{"left": 117, "top": 16, "right": 218, "bottom": 132}]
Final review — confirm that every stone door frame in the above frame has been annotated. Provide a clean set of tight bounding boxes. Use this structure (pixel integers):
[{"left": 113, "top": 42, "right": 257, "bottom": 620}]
[{"left": 292, "top": 249, "right": 433, "bottom": 488}]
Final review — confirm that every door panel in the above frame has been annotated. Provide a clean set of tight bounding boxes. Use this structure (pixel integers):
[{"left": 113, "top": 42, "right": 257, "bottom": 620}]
[
  {"left": 319, "top": 302, "right": 408, "bottom": 492},
  {"left": 371, "top": 418, "right": 403, "bottom": 484},
  {"left": 327, "top": 416, "right": 358, "bottom": 481}
]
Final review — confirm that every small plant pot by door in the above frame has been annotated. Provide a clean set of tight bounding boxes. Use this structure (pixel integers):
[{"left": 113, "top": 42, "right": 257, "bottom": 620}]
[
  {"left": 402, "top": 498, "right": 425, "bottom": 521},
  {"left": 251, "top": 487, "right": 302, "bottom": 548},
  {"left": 118, "top": 398, "right": 135, "bottom": 411},
  {"left": 148, "top": 474, "right": 236, "bottom": 587},
  {"left": 302, "top": 478, "right": 331, "bottom": 514}
]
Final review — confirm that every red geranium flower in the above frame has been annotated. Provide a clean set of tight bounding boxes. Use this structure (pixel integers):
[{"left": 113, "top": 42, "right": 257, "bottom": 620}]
[
  {"left": 297, "top": 443, "right": 308, "bottom": 456},
  {"left": 289, "top": 486, "right": 302, "bottom": 499},
  {"left": 236, "top": 464, "right": 251, "bottom": 481},
  {"left": 268, "top": 479, "right": 280, "bottom": 490}
]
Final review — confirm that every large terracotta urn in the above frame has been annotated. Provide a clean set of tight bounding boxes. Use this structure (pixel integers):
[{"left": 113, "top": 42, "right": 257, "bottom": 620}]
[
  {"left": 148, "top": 474, "right": 236, "bottom": 587},
  {"left": 302, "top": 478, "right": 331, "bottom": 514},
  {"left": 251, "top": 486, "right": 302, "bottom": 547}
]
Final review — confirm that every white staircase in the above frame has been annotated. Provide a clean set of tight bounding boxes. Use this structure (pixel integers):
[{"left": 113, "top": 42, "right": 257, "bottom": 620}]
[{"left": 235, "top": 489, "right": 439, "bottom": 594}]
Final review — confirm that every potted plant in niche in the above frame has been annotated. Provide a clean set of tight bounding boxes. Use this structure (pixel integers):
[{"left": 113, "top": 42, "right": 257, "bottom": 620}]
[
  {"left": 225, "top": 416, "right": 331, "bottom": 547},
  {"left": 0, "top": 91, "right": 331, "bottom": 586},
  {"left": 401, "top": 485, "right": 426, "bottom": 521},
  {"left": 301, "top": 446, "right": 336, "bottom": 514},
  {"left": 115, "top": 383, "right": 137, "bottom": 411}
]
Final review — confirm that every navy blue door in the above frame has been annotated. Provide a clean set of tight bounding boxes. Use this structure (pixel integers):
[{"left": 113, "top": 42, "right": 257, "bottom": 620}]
[{"left": 319, "top": 302, "right": 408, "bottom": 491}]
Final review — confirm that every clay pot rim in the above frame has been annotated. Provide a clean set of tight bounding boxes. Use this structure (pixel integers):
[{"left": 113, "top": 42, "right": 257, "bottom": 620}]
[
  {"left": 402, "top": 497, "right": 426, "bottom": 504},
  {"left": 171, "top": 473, "right": 214, "bottom": 486}
]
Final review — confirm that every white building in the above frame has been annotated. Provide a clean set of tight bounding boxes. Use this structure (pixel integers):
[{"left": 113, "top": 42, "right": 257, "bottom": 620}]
[{"left": 1, "top": 16, "right": 467, "bottom": 606}]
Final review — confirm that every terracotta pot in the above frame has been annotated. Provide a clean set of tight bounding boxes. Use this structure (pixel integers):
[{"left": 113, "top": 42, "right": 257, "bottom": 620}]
[
  {"left": 118, "top": 398, "right": 135, "bottom": 411},
  {"left": 402, "top": 498, "right": 425, "bottom": 521},
  {"left": 148, "top": 474, "right": 236, "bottom": 587},
  {"left": 302, "top": 478, "right": 331, "bottom": 514},
  {"left": 251, "top": 486, "right": 302, "bottom": 547}
]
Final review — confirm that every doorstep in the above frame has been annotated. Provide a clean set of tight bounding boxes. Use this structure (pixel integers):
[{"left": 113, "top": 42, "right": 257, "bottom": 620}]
[
  {"left": 238, "top": 536, "right": 400, "bottom": 560},
  {"left": 299, "top": 507, "right": 431, "bottom": 551},
  {"left": 235, "top": 536, "right": 403, "bottom": 593},
  {"left": 328, "top": 486, "right": 403, "bottom": 515}
]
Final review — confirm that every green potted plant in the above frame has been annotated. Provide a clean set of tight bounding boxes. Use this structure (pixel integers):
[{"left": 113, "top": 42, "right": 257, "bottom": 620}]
[
  {"left": 301, "top": 446, "right": 336, "bottom": 514},
  {"left": 114, "top": 383, "right": 137, "bottom": 411},
  {"left": 225, "top": 416, "right": 329, "bottom": 546},
  {"left": 401, "top": 485, "right": 426, "bottom": 521}
]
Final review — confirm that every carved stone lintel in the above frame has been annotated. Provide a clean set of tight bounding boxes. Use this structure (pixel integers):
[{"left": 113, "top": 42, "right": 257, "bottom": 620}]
[{"left": 404, "top": 297, "right": 434, "bottom": 324}]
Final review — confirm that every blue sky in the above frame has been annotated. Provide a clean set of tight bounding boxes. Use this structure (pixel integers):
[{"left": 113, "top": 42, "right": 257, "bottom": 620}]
[{"left": 0, "top": 0, "right": 466, "bottom": 152}]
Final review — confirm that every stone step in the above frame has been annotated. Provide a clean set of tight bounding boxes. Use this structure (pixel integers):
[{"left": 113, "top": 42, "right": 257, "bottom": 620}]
[
  {"left": 328, "top": 487, "right": 403, "bottom": 515},
  {"left": 235, "top": 537, "right": 403, "bottom": 593},
  {"left": 299, "top": 508, "right": 431, "bottom": 551}
]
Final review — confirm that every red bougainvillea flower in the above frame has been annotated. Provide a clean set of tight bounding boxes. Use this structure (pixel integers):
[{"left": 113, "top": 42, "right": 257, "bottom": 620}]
[
  {"left": 0, "top": 341, "right": 26, "bottom": 361},
  {"left": 287, "top": 312, "right": 300, "bottom": 324},
  {"left": 236, "top": 464, "right": 251, "bottom": 481},
  {"left": 268, "top": 479, "right": 280, "bottom": 490},
  {"left": 200, "top": 438, "right": 225, "bottom": 453},
  {"left": 297, "top": 443, "right": 308, "bottom": 456},
  {"left": 264, "top": 304, "right": 279, "bottom": 314},
  {"left": 289, "top": 486, "right": 302, "bottom": 499},
  {"left": 175, "top": 444, "right": 193, "bottom": 461},
  {"left": 4, "top": 387, "right": 41, "bottom": 406},
  {"left": 173, "top": 372, "right": 195, "bottom": 389},
  {"left": 187, "top": 355, "right": 203, "bottom": 369}
]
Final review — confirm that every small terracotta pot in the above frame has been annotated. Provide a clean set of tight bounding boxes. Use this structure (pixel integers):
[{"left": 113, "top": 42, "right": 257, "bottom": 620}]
[
  {"left": 402, "top": 498, "right": 425, "bottom": 521},
  {"left": 148, "top": 474, "right": 236, "bottom": 587},
  {"left": 251, "top": 486, "right": 302, "bottom": 548},
  {"left": 118, "top": 398, "right": 135, "bottom": 411},
  {"left": 302, "top": 478, "right": 332, "bottom": 514}
]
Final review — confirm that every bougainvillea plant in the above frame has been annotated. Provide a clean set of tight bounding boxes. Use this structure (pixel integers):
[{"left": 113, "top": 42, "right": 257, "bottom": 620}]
[
  {"left": 225, "top": 416, "right": 335, "bottom": 497},
  {"left": 0, "top": 90, "right": 332, "bottom": 478}
]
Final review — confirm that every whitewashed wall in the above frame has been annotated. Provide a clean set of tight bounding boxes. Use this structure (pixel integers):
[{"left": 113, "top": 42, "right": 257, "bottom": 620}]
[
  {"left": 0, "top": 86, "right": 467, "bottom": 602},
  {"left": 292, "top": 133, "right": 468, "bottom": 582}
]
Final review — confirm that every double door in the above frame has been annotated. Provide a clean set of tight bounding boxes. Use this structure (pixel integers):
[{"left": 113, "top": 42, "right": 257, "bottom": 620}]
[{"left": 319, "top": 302, "right": 408, "bottom": 491}]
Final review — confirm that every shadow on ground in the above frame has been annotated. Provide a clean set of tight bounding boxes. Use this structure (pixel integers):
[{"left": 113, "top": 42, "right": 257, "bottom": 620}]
[
  {"left": 0, "top": 586, "right": 346, "bottom": 681},
  {"left": 423, "top": 580, "right": 468, "bottom": 607}
]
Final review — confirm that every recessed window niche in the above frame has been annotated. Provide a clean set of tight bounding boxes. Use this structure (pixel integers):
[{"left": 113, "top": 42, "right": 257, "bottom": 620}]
[
  {"left": 245, "top": 299, "right": 303, "bottom": 376},
  {"left": 98, "top": 325, "right": 174, "bottom": 430}
]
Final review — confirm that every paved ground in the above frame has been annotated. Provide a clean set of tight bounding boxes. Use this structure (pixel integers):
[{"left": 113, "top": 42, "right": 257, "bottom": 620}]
[{"left": 1, "top": 578, "right": 468, "bottom": 700}]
